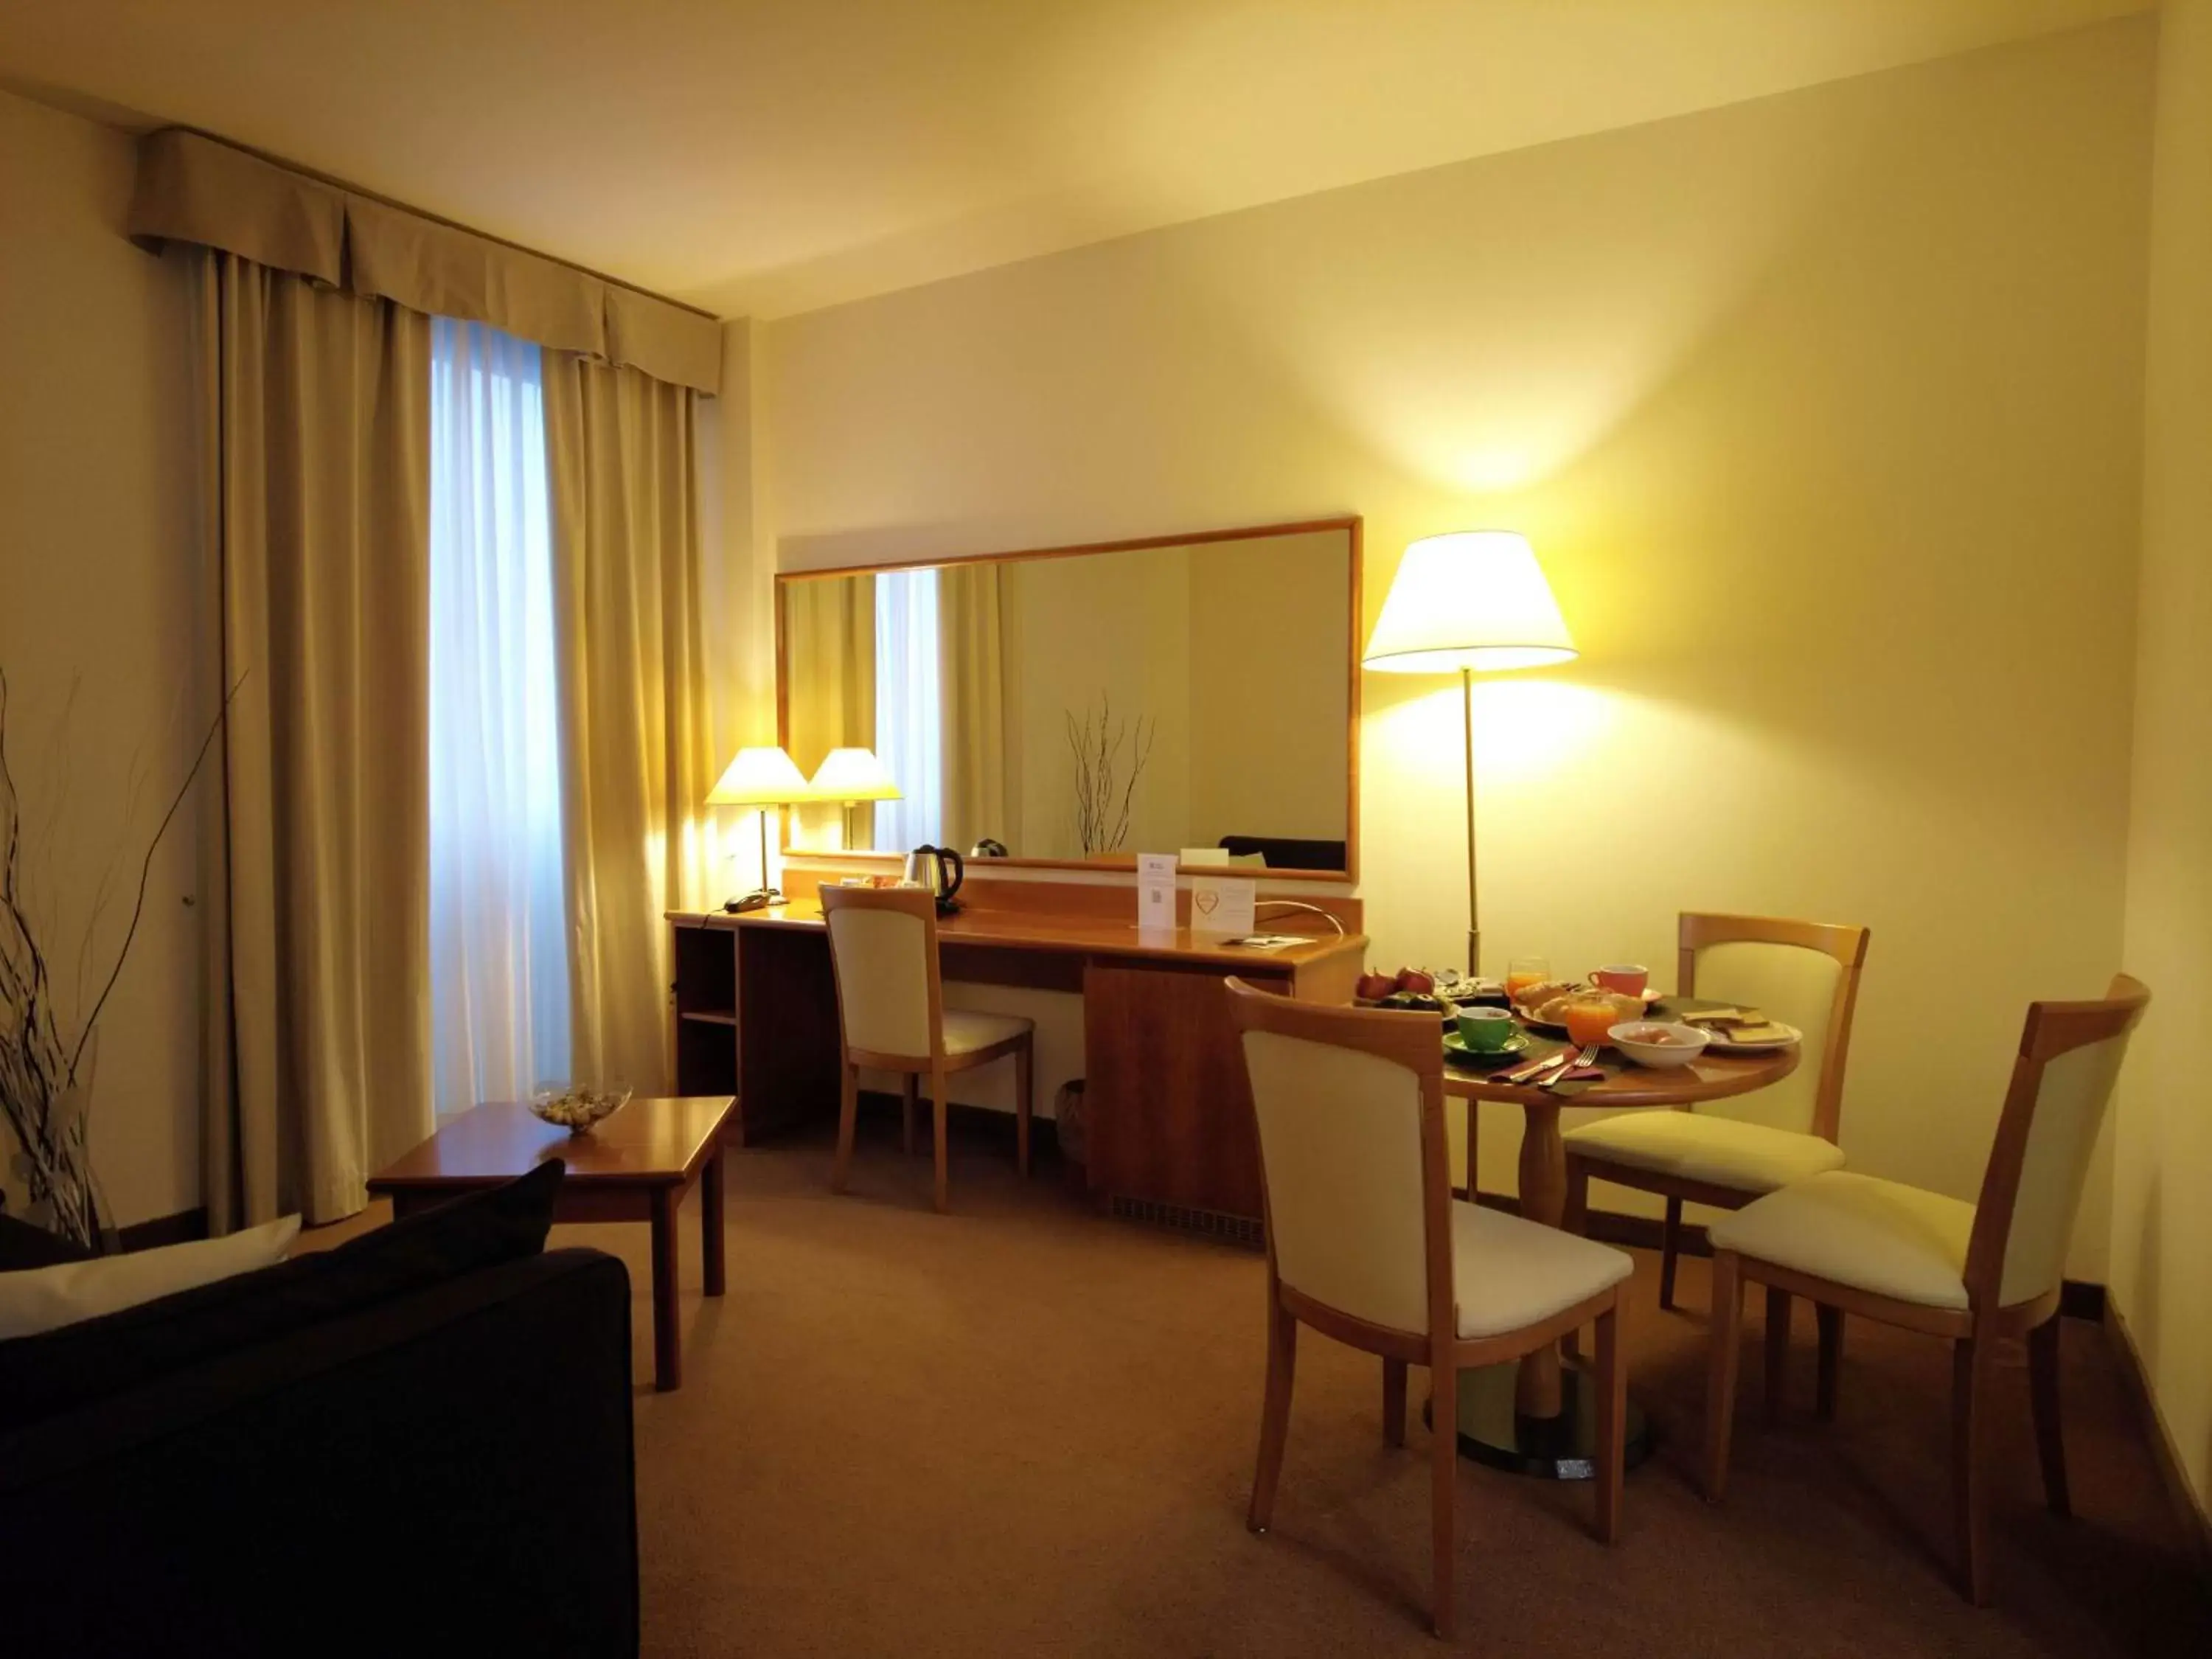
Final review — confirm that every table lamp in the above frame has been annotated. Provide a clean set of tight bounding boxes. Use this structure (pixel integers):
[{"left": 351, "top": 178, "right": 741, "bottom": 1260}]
[
  {"left": 1361, "top": 530, "right": 1577, "bottom": 978},
  {"left": 706, "top": 746, "right": 812, "bottom": 911}
]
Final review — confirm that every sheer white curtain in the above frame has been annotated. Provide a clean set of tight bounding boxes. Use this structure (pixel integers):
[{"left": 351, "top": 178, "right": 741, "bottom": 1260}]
[
  {"left": 428, "top": 317, "right": 569, "bottom": 1114},
  {"left": 874, "top": 566, "right": 942, "bottom": 849}
]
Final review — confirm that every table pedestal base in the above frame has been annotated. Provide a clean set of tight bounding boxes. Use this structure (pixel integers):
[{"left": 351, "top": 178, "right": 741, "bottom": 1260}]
[{"left": 1424, "top": 1361, "right": 1656, "bottom": 1480}]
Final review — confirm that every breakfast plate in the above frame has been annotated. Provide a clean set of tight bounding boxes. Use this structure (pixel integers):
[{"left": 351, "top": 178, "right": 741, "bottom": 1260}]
[
  {"left": 1442, "top": 1030, "right": 1531, "bottom": 1066},
  {"left": 1517, "top": 988, "right": 1662, "bottom": 1035},
  {"left": 1700, "top": 1020, "right": 1802, "bottom": 1053}
]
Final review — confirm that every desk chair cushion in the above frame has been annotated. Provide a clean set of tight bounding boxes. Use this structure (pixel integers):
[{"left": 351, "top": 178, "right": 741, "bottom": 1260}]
[
  {"left": 1562, "top": 1112, "right": 1845, "bottom": 1194},
  {"left": 942, "top": 1009, "right": 1032, "bottom": 1057},
  {"left": 824, "top": 906, "right": 931, "bottom": 1056},
  {"left": 1708, "top": 1171, "right": 1975, "bottom": 1310},
  {"left": 1450, "top": 1201, "right": 1633, "bottom": 1339}
]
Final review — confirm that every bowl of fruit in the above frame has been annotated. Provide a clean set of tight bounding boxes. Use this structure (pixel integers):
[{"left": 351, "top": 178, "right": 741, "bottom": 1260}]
[
  {"left": 1355, "top": 966, "right": 1461, "bottom": 1023},
  {"left": 529, "top": 1083, "right": 633, "bottom": 1135},
  {"left": 1606, "top": 1021, "right": 1709, "bottom": 1069}
]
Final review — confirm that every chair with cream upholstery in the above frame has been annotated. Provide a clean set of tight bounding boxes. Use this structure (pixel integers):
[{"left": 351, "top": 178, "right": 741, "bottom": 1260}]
[
  {"left": 1226, "top": 978, "right": 1634, "bottom": 1639},
  {"left": 1702, "top": 975, "right": 2149, "bottom": 1605},
  {"left": 1564, "top": 913, "right": 1870, "bottom": 1316},
  {"left": 821, "top": 885, "right": 1033, "bottom": 1214}
]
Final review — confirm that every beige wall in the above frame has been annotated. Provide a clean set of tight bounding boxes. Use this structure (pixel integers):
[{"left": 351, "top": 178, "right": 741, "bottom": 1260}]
[
  {"left": 757, "top": 21, "right": 2154, "bottom": 1269},
  {"left": 2111, "top": 0, "right": 2212, "bottom": 1520},
  {"left": 0, "top": 88, "right": 204, "bottom": 1228}
]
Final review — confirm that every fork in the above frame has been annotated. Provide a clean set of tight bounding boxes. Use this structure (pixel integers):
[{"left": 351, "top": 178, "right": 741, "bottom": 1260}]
[{"left": 1540, "top": 1044, "right": 1600, "bottom": 1091}]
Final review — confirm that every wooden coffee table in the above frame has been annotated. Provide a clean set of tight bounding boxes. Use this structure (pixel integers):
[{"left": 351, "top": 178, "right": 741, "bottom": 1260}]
[{"left": 367, "top": 1095, "right": 736, "bottom": 1391}]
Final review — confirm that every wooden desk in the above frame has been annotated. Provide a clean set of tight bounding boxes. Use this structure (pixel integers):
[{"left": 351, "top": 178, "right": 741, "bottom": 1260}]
[
  {"left": 367, "top": 1095, "right": 734, "bottom": 1391},
  {"left": 668, "top": 884, "right": 1364, "bottom": 1223}
]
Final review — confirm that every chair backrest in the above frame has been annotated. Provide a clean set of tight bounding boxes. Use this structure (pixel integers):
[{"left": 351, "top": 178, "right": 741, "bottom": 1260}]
[
  {"left": 818, "top": 886, "right": 942, "bottom": 1062},
  {"left": 1678, "top": 913, "right": 1869, "bottom": 1140},
  {"left": 1225, "top": 980, "right": 1450, "bottom": 1341},
  {"left": 1967, "top": 974, "right": 2149, "bottom": 1314}
]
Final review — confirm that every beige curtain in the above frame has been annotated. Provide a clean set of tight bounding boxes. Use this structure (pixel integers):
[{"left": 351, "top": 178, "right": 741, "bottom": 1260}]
[
  {"left": 544, "top": 355, "right": 717, "bottom": 1091},
  {"left": 783, "top": 576, "right": 877, "bottom": 847},
  {"left": 197, "top": 251, "right": 434, "bottom": 1228},
  {"left": 937, "top": 562, "right": 1012, "bottom": 854}
]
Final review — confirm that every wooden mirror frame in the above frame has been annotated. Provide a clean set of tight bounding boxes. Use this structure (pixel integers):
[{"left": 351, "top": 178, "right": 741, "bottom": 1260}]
[{"left": 775, "top": 515, "right": 1363, "bottom": 883}]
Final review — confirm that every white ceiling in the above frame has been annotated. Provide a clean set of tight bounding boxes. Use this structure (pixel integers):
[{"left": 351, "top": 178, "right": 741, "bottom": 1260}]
[{"left": 1, "top": 0, "right": 2149, "bottom": 319}]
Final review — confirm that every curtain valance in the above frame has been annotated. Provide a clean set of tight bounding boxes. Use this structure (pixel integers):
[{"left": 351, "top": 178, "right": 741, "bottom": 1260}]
[{"left": 129, "top": 128, "right": 721, "bottom": 395}]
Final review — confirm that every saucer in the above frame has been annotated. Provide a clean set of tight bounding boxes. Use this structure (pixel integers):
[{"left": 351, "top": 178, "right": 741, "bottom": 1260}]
[{"left": 1443, "top": 1030, "right": 1531, "bottom": 1066}]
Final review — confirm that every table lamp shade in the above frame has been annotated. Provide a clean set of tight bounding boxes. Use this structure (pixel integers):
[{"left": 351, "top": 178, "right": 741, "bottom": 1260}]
[
  {"left": 808, "top": 746, "right": 902, "bottom": 802},
  {"left": 706, "top": 746, "right": 810, "bottom": 807},
  {"left": 1362, "top": 531, "right": 1577, "bottom": 673}
]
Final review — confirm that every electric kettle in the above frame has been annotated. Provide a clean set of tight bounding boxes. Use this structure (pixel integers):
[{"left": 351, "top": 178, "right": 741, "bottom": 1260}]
[{"left": 902, "top": 844, "right": 965, "bottom": 912}]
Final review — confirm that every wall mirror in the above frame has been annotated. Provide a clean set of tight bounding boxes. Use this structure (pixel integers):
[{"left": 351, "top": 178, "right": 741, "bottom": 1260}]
[{"left": 776, "top": 517, "right": 1360, "bottom": 880}]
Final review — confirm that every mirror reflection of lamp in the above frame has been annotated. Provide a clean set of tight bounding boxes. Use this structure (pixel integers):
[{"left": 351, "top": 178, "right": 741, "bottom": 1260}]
[
  {"left": 806, "top": 746, "right": 902, "bottom": 858},
  {"left": 1360, "top": 531, "right": 1577, "bottom": 978},
  {"left": 706, "top": 747, "right": 812, "bottom": 912}
]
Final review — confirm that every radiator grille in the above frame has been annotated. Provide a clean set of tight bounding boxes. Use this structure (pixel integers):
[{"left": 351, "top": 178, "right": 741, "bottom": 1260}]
[{"left": 1109, "top": 1195, "right": 1265, "bottom": 1251}]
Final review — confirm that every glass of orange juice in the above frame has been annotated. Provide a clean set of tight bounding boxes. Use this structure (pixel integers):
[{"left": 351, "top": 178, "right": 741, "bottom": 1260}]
[
  {"left": 1563, "top": 993, "right": 1621, "bottom": 1048},
  {"left": 1506, "top": 956, "right": 1551, "bottom": 1002}
]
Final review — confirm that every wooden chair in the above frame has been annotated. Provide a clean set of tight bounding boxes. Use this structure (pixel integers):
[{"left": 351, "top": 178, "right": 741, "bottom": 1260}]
[
  {"left": 1563, "top": 912, "right": 1870, "bottom": 1313},
  {"left": 821, "top": 885, "right": 1034, "bottom": 1213},
  {"left": 1226, "top": 978, "right": 1633, "bottom": 1638},
  {"left": 1702, "top": 974, "right": 2149, "bottom": 1604}
]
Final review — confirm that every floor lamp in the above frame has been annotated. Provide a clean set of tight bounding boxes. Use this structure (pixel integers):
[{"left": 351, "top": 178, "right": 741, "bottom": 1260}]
[
  {"left": 1361, "top": 531, "right": 1577, "bottom": 979},
  {"left": 707, "top": 746, "right": 812, "bottom": 911}
]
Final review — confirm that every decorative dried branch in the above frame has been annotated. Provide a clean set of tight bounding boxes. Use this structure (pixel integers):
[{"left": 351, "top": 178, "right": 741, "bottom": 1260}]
[
  {"left": 1, "top": 666, "right": 238, "bottom": 1247},
  {"left": 1063, "top": 692, "right": 1156, "bottom": 856}
]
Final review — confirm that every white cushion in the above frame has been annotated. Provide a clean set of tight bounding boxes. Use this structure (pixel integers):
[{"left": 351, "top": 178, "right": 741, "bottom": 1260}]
[
  {"left": 0, "top": 1214, "right": 301, "bottom": 1341},
  {"left": 1708, "top": 1172, "right": 1975, "bottom": 1310},
  {"left": 1452, "top": 1200, "right": 1633, "bottom": 1338},
  {"left": 943, "top": 1009, "right": 1032, "bottom": 1057},
  {"left": 1563, "top": 1111, "right": 1845, "bottom": 1194}
]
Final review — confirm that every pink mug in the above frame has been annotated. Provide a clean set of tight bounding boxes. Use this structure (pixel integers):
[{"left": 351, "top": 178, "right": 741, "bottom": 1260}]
[{"left": 1592, "top": 963, "right": 1649, "bottom": 998}]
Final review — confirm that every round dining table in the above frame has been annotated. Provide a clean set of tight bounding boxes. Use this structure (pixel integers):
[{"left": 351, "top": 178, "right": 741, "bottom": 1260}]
[{"left": 1436, "top": 1026, "right": 1799, "bottom": 1478}]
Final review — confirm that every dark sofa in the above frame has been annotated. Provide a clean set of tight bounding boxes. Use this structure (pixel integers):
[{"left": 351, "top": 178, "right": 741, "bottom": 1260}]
[{"left": 0, "top": 1217, "right": 639, "bottom": 1656}]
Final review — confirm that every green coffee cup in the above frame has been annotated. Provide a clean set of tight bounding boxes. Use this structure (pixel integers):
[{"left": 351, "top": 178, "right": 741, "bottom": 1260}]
[{"left": 1457, "top": 1007, "right": 1517, "bottom": 1053}]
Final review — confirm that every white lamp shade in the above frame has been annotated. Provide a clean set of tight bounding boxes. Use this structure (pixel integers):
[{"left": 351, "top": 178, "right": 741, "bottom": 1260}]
[
  {"left": 1362, "top": 531, "right": 1578, "bottom": 674},
  {"left": 706, "top": 745, "right": 810, "bottom": 806},
  {"left": 807, "top": 747, "right": 902, "bottom": 803}
]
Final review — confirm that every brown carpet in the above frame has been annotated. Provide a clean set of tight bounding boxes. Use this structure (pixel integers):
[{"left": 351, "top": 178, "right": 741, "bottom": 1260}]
[{"left": 515, "top": 1119, "right": 2206, "bottom": 1656}]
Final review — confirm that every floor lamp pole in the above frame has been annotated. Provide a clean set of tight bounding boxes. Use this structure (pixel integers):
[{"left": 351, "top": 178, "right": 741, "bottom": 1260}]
[{"left": 1462, "top": 666, "right": 1480, "bottom": 979}]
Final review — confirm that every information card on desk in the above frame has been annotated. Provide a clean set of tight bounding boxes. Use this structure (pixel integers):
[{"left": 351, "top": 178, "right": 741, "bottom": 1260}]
[
  {"left": 1136, "top": 853, "right": 1178, "bottom": 933},
  {"left": 1188, "top": 874, "right": 1256, "bottom": 939}
]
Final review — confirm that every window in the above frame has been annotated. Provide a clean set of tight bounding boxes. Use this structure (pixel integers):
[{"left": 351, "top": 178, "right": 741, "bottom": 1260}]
[
  {"left": 873, "top": 566, "right": 942, "bottom": 849},
  {"left": 427, "top": 317, "right": 568, "bottom": 1114}
]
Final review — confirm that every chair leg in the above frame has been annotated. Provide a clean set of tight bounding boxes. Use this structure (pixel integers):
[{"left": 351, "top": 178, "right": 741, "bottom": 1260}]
[
  {"left": 2028, "top": 1315, "right": 2072, "bottom": 1518},
  {"left": 1952, "top": 1335, "right": 1993, "bottom": 1605},
  {"left": 900, "top": 1074, "right": 918, "bottom": 1156},
  {"left": 1014, "top": 1037, "right": 1033, "bottom": 1178},
  {"left": 1815, "top": 1305, "right": 1843, "bottom": 1422},
  {"left": 832, "top": 1062, "right": 859, "bottom": 1192},
  {"left": 930, "top": 1063, "right": 951, "bottom": 1213},
  {"left": 1465, "top": 1099, "right": 1480, "bottom": 1200},
  {"left": 1764, "top": 1287, "right": 1790, "bottom": 1425},
  {"left": 1561, "top": 1162, "right": 1593, "bottom": 1360},
  {"left": 1382, "top": 1357, "right": 1408, "bottom": 1447},
  {"left": 1430, "top": 1349, "right": 1458, "bottom": 1641},
  {"left": 1659, "top": 1196, "right": 1684, "bottom": 1311},
  {"left": 1248, "top": 1296, "right": 1297, "bottom": 1534},
  {"left": 1704, "top": 1250, "right": 1744, "bottom": 1502},
  {"left": 1593, "top": 1296, "right": 1626, "bottom": 1544}
]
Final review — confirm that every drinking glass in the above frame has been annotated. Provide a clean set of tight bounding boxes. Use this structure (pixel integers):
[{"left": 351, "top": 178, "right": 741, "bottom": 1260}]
[{"left": 1505, "top": 956, "right": 1551, "bottom": 1002}]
